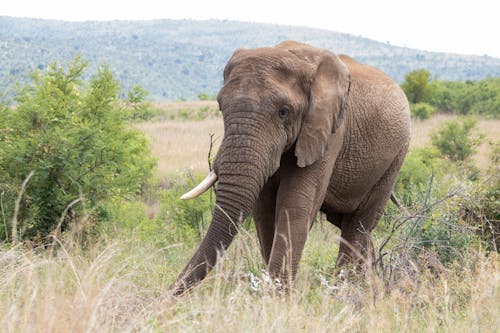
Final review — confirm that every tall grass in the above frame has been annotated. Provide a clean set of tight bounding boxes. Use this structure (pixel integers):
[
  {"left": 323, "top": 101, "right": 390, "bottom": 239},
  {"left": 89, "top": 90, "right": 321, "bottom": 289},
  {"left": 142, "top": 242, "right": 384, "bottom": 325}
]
[{"left": 0, "top": 223, "right": 497, "bottom": 332}]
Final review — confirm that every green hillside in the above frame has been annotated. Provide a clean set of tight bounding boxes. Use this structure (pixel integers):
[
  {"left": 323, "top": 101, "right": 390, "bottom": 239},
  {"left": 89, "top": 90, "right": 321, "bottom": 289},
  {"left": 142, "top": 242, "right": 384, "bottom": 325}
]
[{"left": 1, "top": 16, "right": 500, "bottom": 100}]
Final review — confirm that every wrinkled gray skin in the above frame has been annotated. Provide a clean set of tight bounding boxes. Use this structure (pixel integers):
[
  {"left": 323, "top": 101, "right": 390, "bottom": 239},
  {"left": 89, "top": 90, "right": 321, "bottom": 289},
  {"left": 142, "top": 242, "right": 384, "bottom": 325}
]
[{"left": 171, "top": 41, "right": 411, "bottom": 295}]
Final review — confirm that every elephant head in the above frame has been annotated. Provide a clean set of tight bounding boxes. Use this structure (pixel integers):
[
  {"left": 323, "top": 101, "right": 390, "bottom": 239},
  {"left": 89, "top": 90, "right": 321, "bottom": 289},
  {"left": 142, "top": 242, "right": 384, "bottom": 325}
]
[{"left": 171, "top": 41, "right": 351, "bottom": 295}]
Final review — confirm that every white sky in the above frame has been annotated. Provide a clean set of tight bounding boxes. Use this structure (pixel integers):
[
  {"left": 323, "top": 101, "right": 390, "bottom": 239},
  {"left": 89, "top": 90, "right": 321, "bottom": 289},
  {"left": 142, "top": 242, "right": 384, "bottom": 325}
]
[{"left": 1, "top": 0, "right": 499, "bottom": 57}]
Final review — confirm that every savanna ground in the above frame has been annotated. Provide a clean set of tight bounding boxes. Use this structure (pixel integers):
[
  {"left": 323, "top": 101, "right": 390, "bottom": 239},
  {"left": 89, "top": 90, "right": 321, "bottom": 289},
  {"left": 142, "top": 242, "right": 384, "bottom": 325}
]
[{"left": 1, "top": 101, "right": 499, "bottom": 332}]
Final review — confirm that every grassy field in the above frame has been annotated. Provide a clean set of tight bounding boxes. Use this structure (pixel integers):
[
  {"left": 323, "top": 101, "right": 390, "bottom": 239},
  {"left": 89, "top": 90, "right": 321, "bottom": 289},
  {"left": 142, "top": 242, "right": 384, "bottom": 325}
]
[{"left": 1, "top": 102, "right": 499, "bottom": 332}]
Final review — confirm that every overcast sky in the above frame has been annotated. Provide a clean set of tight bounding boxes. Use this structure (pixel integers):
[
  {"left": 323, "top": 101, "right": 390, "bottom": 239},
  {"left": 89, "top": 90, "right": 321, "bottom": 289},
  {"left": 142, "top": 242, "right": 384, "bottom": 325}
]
[{"left": 2, "top": 0, "right": 499, "bottom": 57}]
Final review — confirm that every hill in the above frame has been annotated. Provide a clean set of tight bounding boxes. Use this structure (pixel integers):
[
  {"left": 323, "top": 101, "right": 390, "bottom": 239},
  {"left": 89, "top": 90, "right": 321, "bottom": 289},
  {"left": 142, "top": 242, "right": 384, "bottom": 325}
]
[{"left": 1, "top": 16, "right": 500, "bottom": 100}]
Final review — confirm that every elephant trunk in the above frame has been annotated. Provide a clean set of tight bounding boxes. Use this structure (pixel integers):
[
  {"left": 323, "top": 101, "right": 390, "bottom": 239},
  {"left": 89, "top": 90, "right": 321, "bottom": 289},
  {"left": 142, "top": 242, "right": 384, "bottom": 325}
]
[{"left": 170, "top": 137, "right": 268, "bottom": 295}]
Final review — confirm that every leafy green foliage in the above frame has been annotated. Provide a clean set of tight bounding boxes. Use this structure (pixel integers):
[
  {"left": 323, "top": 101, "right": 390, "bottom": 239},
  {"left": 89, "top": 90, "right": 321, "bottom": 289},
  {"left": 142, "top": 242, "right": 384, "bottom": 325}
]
[
  {"left": 0, "top": 57, "right": 156, "bottom": 242},
  {"left": 430, "top": 118, "right": 483, "bottom": 162},
  {"left": 428, "top": 78, "right": 500, "bottom": 117},
  {"left": 410, "top": 102, "right": 437, "bottom": 120},
  {"left": 125, "top": 85, "right": 162, "bottom": 120},
  {"left": 456, "top": 152, "right": 500, "bottom": 251},
  {"left": 395, "top": 147, "right": 450, "bottom": 206},
  {"left": 159, "top": 174, "right": 215, "bottom": 240},
  {"left": 401, "top": 69, "right": 434, "bottom": 104},
  {"left": 391, "top": 151, "right": 484, "bottom": 265},
  {"left": 391, "top": 119, "right": 498, "bottom": 265}
]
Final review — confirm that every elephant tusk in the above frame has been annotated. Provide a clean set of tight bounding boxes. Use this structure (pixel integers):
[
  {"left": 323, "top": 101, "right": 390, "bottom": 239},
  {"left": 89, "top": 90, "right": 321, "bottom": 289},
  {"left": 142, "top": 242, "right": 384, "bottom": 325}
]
[{"left": 180, "top": 170, "right": 218, "bottom": 200}]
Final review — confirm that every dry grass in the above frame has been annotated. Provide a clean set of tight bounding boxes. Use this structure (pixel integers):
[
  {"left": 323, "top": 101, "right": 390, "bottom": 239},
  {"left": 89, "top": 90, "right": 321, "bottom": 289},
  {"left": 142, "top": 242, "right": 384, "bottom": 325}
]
[
  {"left": 153, "top": 100, "right": 219, "bottom": 113},
  {"left": 0, "top": 227, "right": 498, "bottom": 332},
  {"left": 136, "top": 119, "right": 223, "bottom": 177}
]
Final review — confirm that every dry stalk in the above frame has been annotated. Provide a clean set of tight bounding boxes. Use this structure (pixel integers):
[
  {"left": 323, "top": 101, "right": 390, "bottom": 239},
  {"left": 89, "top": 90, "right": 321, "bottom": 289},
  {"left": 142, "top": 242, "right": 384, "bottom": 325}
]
[
  {"left": 11, "top": 170, "right": 35, "bottom": 244},
  {"left": 50, "top": 195, "right": 84, "bottom": 247}
]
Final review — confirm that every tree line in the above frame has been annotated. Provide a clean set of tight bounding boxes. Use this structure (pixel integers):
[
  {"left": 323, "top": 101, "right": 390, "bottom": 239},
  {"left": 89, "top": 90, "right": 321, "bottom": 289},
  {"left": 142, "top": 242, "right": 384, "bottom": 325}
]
[
  {"left": 2, "top": 16, "right": 500, "bottom": 101},
  {"left": 401, "top": 69, "right": 500, "bottom": 119}
]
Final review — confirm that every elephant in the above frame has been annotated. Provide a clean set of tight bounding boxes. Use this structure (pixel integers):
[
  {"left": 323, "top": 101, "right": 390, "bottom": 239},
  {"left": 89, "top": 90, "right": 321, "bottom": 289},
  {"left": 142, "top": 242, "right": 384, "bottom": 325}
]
[{"left": 171, "top": 41, "right": 411, "bottom": 295}]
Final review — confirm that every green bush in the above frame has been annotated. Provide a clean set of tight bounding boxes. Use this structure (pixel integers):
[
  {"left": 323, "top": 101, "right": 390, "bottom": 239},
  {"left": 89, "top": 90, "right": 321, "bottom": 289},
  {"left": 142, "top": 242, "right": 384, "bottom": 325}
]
[
  {"left": 456, "top": 151, "right": 500, "bottom": 252},
  {"left": 0, "top": 57, "right": 156, "bottom": 242},
  {"left": 410, "top": 102, "right": 437, "bottom": 120},
  {"left": 430, "top": 118, "right": 483, "bottom": 162},
  {"left": 417, "top": 212, "right": 480, "bottom": 265},
  {"left": 395, "top": 147, "right": 450, "bottom": 206},
  {"left": 159, "top": 174, "right": 215, "bottom": 240},
  {"left": 390, "top": 148, "right": 483, "bottom": 266}
]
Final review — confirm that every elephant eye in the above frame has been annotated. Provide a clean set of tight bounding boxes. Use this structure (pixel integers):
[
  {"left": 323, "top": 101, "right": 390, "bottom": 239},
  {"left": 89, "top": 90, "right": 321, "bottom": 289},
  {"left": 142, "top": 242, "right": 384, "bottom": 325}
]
[{"left": 278, "top": 106, "right": 290, "bottom": 119}]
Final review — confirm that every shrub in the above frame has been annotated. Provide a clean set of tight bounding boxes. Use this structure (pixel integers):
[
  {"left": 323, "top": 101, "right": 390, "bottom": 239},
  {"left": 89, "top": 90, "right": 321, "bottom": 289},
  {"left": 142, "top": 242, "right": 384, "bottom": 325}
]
[
  {"left": 159, "top": 173, "right": 215, "bottom": 240},
  {"left": 0, "top": 57, "right": 156, "bottom": 242},
  {"left": 410, "top": 102, "right": 437, "bottom": 120},
  {"left": 395, "top": 147, "right": 450, "bottom": 206},
  {"left": 417, "top": 211, "right": 480, "bottom": 265},
  {"left": 430, "top": 118, "right": 483, "bottom": 162},
  {"left": 456, "top": 151, "right": 500, "bottom": 252}
]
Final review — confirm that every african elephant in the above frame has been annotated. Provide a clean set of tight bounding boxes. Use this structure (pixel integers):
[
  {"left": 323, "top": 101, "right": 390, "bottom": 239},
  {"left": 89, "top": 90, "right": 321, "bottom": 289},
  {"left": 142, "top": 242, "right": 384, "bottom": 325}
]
[{"left": 171, "top": 41, "right": 411, "bottom": 295}]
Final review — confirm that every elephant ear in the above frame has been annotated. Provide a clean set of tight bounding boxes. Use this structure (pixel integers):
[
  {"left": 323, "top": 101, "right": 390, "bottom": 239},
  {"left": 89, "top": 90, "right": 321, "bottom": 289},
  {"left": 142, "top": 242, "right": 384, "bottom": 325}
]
[{"left": 295, "top": 53, "right": 350, "bottom": 168}]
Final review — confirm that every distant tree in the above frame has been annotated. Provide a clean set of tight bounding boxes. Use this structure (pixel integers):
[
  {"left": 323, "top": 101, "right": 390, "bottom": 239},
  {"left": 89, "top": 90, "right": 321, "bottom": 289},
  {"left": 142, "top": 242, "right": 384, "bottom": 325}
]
[
  {"left": 429, "top": 81, "right": 461, "bottom": 112},
  {"left": 430, "top": 78, "right": 500, "bottom": 117},
  {"left": 401, "top": 69, "right": 434, "bottom": 104}
]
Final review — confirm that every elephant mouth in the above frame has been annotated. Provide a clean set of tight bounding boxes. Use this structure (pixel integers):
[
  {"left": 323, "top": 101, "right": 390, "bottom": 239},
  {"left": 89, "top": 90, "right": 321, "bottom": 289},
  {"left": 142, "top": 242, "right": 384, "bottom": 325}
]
[{"left": 180, "top": 170, "right": 218, "bottom": 200}]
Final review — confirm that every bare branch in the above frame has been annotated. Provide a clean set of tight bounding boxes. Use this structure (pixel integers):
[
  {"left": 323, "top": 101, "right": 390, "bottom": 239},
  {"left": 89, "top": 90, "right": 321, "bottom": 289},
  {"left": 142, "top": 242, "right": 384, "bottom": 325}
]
[{"left": 207, "top": 133, "right": 215, "bottom": 171}]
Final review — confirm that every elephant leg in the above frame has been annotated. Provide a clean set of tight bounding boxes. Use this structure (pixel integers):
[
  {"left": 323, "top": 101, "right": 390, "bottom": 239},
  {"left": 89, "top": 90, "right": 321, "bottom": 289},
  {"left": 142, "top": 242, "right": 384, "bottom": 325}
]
[
  {"left": 336, "top": 146, "right": 408, "bottom": 268},
  {"left": 253, "top": 176, "right": 279, "bottom": 265},
  {"left": 336, "top": 212, "right": 376, "bottom": 268},
  {"left": 267, "top": 127, "right": 345, "bottom": 286},
  {"left": 268, "top": 155, "right": 337, "bottom": 285}
]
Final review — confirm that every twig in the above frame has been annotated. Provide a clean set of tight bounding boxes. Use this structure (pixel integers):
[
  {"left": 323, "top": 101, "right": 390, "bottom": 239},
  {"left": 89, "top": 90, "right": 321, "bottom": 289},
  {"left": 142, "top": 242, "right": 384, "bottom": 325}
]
[
  {"left": 403, "top": 171, "right": 435, "bottom": 247},
  {"left": 51, "top": 196, "right": 84, "bottom": 247},
  {"left": 207, "top": 133, "right": 215, "bottom": 171},
  {"left": 207, "top": 133, "right": 218, "bottom": 211},
  {"left": 375, "top": 172, "right": 460, "bottom": 285},
  {"left": 11, "top": 170, "right": 35, "bottom": 244},
  {"left": 1, "top": 191, "right": 7, "bottom": 242}
]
